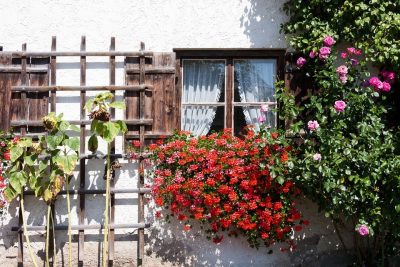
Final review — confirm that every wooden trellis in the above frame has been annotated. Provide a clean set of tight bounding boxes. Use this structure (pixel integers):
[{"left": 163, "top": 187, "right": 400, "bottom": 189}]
[{"left": 0, "top": 36, "right": 178, "bottom": 266}]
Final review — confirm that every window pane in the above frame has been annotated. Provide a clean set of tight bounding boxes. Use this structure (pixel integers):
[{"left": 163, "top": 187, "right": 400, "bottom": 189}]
[
  {"left": 182, "top": 106, "right": 224, "bottom": 136},
  {"left": 182, "top": 60, "right": 225, "bottom": 103},
  {"left": 234, "top": 106, "right": 275, "bottom": 134},
  {"left": 234, "top": 59, "right": 276, "bottom": 102}
]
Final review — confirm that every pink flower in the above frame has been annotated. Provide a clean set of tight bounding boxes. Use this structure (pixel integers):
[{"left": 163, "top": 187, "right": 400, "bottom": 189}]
[
  {"left": 347, "top": 47, "right": 356, "bottom": 54},
  {"left": 309, "top": 51, "right": 318, "bottom": 58},
  {"left": 382, "top": 82, "right": 391, "bottom": 92},
  {"left": 340, "top": 52, "right": 347, "bottom": 59},
  {"left": 358, "top": 224, "right": 369, "bottom": 236},
  {"left": 307, "top": 120, "right": 320, "bottom": 132},
  {"left": 319, "top": 47, "right": 331, "bottom": 59},
  {"left": 381, "top": 70, "right": 396, "bottom": 84},
  {"left": 260, "top": 105, "right": 269, "bottom": 112},
  {"left": 334, "top": 100, "right": 346, "bottom": 112},
  {"left": 313, "top": 153, "right": 322, "bottom": 161},
  {"left": 354, "top": 49, "right": 362, "bottom": 55},
  {"left": 323, "top": 36, "right": 335, "bottom": 47},
  {"left": 258, "top": 116, "right": 266, "bottom": 123},
  {"left": 369, "top": 77, "right": 383, "bottom": 91},
  {"left": 339, "top": 75, "right": 348, "bottom": 84},
  {"left": 336, "top": 65, "right": 348, "bottom": 76},
  {"left": 296, "top": 57, "right": 306, "bottom": 67}
]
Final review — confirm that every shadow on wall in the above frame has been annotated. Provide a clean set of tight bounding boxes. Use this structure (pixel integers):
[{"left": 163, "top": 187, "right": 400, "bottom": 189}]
[
  {"left": 0, "top": 160, "right": 139, "bottom": 265},
  {"left": 240, "top": 0, "right": 289, "bottom": 48},
  {"left": 144, "top": 197, "right": 355, "bottom": 267}
]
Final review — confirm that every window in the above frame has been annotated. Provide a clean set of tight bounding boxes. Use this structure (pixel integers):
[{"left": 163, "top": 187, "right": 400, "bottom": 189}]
[{"left": 175, "top": 49, "right": 286, "bottom": 136}]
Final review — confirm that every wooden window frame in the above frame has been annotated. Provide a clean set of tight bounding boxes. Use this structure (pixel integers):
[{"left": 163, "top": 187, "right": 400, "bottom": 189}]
[{"left": 174, "top": 48, "right": 286, "bottom": 132}]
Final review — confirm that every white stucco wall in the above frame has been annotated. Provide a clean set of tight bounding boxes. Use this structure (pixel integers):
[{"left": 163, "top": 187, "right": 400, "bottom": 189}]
[{"left": 0, "top": 1, "right": 353, "bottom": 266}]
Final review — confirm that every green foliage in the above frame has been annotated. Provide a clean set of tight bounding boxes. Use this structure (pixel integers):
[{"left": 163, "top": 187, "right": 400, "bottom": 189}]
[
  {"left": 85, "top": 92, "right": 127, "bottom": 148},
  {"left": 4, "top": 113, "right": 80, "bottom": 204},
  {"left": 281, "top": 0, "right": 400, "bottom": 69},
  {"left": 277, "top": 42, "right": 400, "bottom": 264}
]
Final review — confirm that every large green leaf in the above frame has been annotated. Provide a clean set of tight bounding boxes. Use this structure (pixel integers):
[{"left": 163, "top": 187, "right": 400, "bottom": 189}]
[
  {"left": 88, "top": 134, "right": 98, "bottom": 153},
  {"left": 84, "top": 98, "right": 95, "bottom": 112},
  {"left": 115, "top": 120, "right": 128, "bottom": 134},
  {"left": 102, "top": 121, "right": 120, "bottom": 143},
  {"left": 47, "top": 135, "right": 64, "bottom": 150},
  {"left": 10, "top": 146, "right": 24, "bottom": 162},
  {"left": 109, "top": 101, "right": 126, "bottom": 110},
  {"left": 63, "top": 137, "right": 80, "bottom": 151},
  {"left": 54, "top": 154, "right": 79, "bottom": 175},
  {"left": 24, "top": 155, "right": 37, "bottom": 166},
  {"left": 69, "top": 124, "right": 80, "bottom": 132},
  {"left": 3, "top": 187, "right": 17, "bottom": 202},
  {"left": 9, "top": 172, "right": 27, "bottom": 194}
]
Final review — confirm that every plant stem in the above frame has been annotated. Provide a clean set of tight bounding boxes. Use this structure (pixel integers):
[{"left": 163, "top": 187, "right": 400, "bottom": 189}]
[
  {"left": 66, "top": 176, "right": 72, "bottom": 267},
  {"left": 102, "top": 143, "right": 111, "bottom": 267},
  {"left": 20, "top": 192, "right": 39, "bottom": 267},
  {"left": 50, "top": 206, "right": 57, "bottom": 267},
  {"left": 46, "top": 205, "right": 51, "bottom": 267}
]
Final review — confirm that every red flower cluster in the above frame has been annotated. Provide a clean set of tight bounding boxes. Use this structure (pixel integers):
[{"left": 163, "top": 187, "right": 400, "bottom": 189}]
[
  {"left": 149, "top": 128, "right": 306, "bottom": 248},
  {"left": 0, "top": 133, "right": 15, "bottom": 209}
]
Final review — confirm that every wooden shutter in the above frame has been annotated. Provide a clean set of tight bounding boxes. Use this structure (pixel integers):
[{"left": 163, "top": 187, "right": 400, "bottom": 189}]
[
  {"left": 125, "top": 52, "right": 178, "bottom": 139},
  {"left": 0, "top": 54, "right": 49, "bottom": 132}
]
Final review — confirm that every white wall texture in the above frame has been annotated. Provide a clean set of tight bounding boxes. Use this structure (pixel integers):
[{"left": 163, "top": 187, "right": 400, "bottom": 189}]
[{"left": 0, "top": 0, "right": 353, "bottom": 266}]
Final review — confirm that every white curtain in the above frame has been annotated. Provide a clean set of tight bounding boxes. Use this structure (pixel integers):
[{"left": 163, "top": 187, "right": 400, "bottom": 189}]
[
  {"left": 182, "top": 60, "right": 224, "bottom": 136},
  {"left": 235, "top": 59, "right": 276, "bottom": 131}
]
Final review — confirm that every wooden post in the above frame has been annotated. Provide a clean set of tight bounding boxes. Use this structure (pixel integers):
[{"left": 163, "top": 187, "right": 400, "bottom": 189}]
[
  {"left": 17, "top": 43, "right": 28, "bottom": 267},
  {"left": 137, "top": 42, "right": 146, "bottom": 266},
  {"left": 78, "top": 36, "right": 86, "bottom": 267},
  {"left": 50, "top": 37, "right": 56, "bottom": 112},
  {"left": 109, "top": 36, "right": 116, "bottom": 267}
]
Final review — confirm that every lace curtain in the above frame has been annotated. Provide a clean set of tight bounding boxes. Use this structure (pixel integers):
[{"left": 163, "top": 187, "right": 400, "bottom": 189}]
[
  {"left": 234, "top": 59, "right": 276, "bottom": 131},
  {"left": 182, "top": 60, "right": 224, "bottom": 136}
]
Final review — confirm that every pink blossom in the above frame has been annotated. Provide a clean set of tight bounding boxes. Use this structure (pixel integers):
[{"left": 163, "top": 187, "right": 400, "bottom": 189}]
[
  {"left": 369, "top": 76, "right": 383, "bottom": 91},
  {"left": 334, "top": 100, "right": 346, "bottom": 112},
  {"left": 319, "top": 47, "right": 331, "bottom": 59},
  {"left": 260, "top": 105, "right": 269, "bottom": 112},
  {"left": 358, "top": 224, "right": 369, "bottom": 236},
  {"left": 296, "top": 57, "right": 306, "bottom": 67},
  {"left": 339, "top": 75, "right": 348, "bottom": 84},
  {"left": 354, "top": 49, "right": 362, "bottom": 55},
  {"left": 258, "top": 115, "right": 266, "bottom": 123},
  {"left": 313, "top": 153, "right": 322, "bottom": 161},
  {"left": 340, "top": 52, "right": 347, "bottom": 59},
  {"left": 307, "top": 120, "right": 320, "bottom": 132},
  {"left": 382, "top": 82, "right": 391, "bottom": 92},
  {"left": 381, "top": 70, "right": 396, "bottom": 84},
  {"left": 309, "top": 51, "right": 318, "bottom": 58},
  {"left": 323, "top": 36, "right": 335, "bottom": 47},
  {"left": 347, "top": 47, "right": 356, "bottom": 54},
  {"left": 336, "top": 65, "right": 348, "bottom": 76}
]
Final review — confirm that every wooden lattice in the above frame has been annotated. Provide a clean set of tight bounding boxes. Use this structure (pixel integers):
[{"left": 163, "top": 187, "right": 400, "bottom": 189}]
[{"left": 0, "top": 36, "right": 178, "bottom": 266}]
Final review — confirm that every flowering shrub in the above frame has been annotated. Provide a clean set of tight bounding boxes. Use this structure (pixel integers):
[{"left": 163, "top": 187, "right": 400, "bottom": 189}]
[
  {"left": 148, "top": 128, "right": 307, "bottom": 248},
  {"left": 282, "top": 1, "right": 400, "bottom": 69},
  {"left": 0, "top": 131, "right": 15, "bottom": 214},
  {"left": 279, "top": 36, "right": 400, "bottom": 264}
]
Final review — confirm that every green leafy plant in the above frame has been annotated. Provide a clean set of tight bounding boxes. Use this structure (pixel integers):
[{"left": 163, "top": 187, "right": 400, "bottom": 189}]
[
  {"left": 277, "top": 39, "right": 400, "bottom": 265},
  {"left": 4, "top": 113, "right": 80, "bottom": 267},
  {"left": 281, "top": 0, "right": 400, "bottom": 69},
  {"left": 85, "top": 92, "right": 127, "bottom": 267}
]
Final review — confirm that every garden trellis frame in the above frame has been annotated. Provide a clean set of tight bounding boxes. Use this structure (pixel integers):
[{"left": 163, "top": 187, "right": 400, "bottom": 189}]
[{"left": 0, "top": 36, "right": 178, "bottom": 266}]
